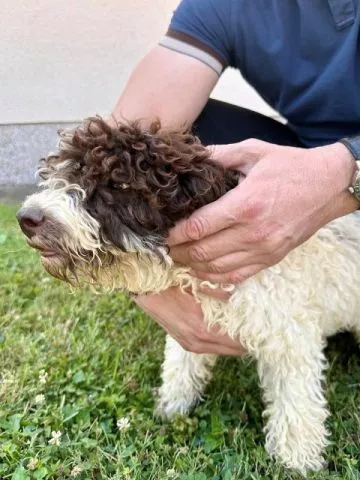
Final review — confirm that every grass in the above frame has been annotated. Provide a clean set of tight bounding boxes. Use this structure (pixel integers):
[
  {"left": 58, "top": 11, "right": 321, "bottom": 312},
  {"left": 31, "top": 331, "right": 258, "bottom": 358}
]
[{"left": 1, "top": 202, "right": 360, "bottom": 480}]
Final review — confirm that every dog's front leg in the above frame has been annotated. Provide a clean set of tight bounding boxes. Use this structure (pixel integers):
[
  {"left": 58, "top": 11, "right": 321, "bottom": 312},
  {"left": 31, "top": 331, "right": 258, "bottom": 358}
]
[
  {"left": 156, "top": 335, "right": 217, "bottom": 419},
  {"left": 257, "top": 330, "right": 329, "bottom": 473}
]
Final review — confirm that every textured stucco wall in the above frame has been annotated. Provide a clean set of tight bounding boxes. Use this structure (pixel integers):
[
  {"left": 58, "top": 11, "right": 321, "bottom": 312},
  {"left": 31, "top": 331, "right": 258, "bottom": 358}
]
[
  {"left": 0, "top": 0, "right": 275, "bottom": 124},
  {"left": 0, "top": 0, "right": 276, "bottom": 188}
]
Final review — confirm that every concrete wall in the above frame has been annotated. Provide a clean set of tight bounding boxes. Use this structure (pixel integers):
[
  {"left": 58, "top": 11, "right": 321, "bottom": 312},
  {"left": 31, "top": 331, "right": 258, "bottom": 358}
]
[{"left": 0, "top": 0, "right": 276, "bottom": 186}]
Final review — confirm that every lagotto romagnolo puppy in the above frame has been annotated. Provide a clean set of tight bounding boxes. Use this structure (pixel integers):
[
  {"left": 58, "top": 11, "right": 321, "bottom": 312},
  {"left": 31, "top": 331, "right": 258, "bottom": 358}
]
[{"left": 17, "top": 117, "right": 360, "bottom": 472}]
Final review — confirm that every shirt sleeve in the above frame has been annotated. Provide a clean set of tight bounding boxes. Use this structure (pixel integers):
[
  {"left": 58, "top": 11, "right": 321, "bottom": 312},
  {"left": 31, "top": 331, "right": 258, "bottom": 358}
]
[{"left": 159, "top": 0, "right": 233, "bottom": 76}]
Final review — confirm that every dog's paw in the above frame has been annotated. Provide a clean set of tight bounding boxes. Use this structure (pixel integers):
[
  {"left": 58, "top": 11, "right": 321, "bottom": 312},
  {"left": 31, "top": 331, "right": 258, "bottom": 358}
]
[
  {"left": 280, "top": 454, "right": 325, "bottom": 474},
  {"left": 155, "top": 395, "right": 198, "bottom": 420},
  {"left": 266, "top": 431, "right": 327, "bottom": 473}
]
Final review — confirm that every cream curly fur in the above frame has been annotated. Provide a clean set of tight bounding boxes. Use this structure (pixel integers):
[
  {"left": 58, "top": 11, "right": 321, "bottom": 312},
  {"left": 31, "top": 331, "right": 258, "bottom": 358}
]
[{"left": 21, "top": 183, "right": 360, "bottom": 473}]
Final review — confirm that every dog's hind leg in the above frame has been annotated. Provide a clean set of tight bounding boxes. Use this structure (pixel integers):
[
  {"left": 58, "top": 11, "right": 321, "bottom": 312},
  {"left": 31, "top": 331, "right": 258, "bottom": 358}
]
[
  {"left": 155, "top": 335, "right": 216, "bottom": 419},
  {"left": 256, "top": 327, "right": 329, "bottom": 473}
]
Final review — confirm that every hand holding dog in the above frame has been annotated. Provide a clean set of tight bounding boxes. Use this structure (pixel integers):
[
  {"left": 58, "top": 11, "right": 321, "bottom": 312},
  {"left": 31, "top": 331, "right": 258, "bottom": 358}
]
[
  {"left": 135, "top": 140, "right": 357, "bottom": 357},
  {"left": 169, "top": 140, "right": 357, "bottom": 284},
  {"left": 135, "top": 287, "right": 246, "bottom": 356}
]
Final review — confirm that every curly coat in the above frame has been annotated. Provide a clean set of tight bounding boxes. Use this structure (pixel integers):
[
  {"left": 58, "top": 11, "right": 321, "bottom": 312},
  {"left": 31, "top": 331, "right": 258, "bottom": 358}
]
[{"left": 40, "top": 117, "right": 240, "bottom": 250}]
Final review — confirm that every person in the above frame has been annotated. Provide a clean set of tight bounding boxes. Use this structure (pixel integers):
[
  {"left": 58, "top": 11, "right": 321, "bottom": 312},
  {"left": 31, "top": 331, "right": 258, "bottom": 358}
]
[{"left": 111, "top": 0, "right": 360, "bottom": 356}]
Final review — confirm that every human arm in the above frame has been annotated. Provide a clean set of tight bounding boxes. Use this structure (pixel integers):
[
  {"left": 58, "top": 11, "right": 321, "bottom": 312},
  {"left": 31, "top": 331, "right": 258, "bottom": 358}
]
[
  {"left": 111, "top": 45, "right": 218, "bottom": 129},
  {"left": 111, "top": 0, "right": 233, "bottom": 127}
]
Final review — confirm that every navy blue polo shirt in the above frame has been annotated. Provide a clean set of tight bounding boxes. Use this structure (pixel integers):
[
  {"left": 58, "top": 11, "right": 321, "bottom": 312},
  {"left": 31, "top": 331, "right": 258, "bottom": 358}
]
[{"left": 160, "top": 0, "right": 360, "bottom": 147}]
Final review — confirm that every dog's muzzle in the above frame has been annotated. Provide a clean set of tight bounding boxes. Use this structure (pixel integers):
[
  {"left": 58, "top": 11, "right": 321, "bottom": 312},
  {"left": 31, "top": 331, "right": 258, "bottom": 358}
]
[
  {"left": 16, "top": 206, "right": 60, "bottom": 260},
  {"left": 16, "top": 207, "right": 45, "bottom": 238}
]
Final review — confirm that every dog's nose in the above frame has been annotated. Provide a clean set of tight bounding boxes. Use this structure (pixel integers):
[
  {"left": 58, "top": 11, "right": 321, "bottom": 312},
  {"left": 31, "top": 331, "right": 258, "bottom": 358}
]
[{"left": 16, "top": 207, "right": 45, "bottom": 238}]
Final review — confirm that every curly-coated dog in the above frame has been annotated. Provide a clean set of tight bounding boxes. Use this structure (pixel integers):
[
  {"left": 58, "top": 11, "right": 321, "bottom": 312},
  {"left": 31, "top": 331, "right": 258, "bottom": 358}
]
[{"left": 17, "top": 117, "right": 360, "bottom": 473}]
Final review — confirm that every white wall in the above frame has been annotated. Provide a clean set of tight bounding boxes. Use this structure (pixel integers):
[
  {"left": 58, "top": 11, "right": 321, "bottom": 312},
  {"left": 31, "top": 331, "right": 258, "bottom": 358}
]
[{"left": 0, "top": 0, "right": 275, "bottom": 125}]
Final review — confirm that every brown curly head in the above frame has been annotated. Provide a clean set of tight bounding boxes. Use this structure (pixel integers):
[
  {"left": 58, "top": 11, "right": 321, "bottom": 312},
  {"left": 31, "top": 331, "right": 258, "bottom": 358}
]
[
  {"left": 18, "top": 116, "right": 240, "bottom": 287},
  {"left": 39, "top": 117, "right": 240, "bottom": 249}
]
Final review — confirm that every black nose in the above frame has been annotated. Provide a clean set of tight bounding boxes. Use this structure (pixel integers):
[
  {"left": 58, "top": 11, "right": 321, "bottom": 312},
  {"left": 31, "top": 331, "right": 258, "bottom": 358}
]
[{"left": 16, "top": 207, "right": 45, "bottom": 238}]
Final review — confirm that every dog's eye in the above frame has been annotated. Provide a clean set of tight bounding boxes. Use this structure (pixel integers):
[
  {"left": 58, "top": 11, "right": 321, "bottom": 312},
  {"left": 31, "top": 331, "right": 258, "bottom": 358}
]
[{"left": 111, "top": 182, "right": 130, "bottom": 190}]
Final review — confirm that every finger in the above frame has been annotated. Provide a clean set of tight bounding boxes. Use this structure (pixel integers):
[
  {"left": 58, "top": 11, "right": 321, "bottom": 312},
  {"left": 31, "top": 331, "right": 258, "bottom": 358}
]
[
  {"left": 167, "top": 189, "right": 241, "bottom": 246},
  {"left": 170, "top": 223, "right": 260, "bottom": 267},
  {"left": 134, "top": 288, "right": 203, "bottom": 321},
  {"left": 191, "top": 250, "right": 263, "bottom": 274},
  {"left": 182, "top": 284, "right": 231, "bottom": 301},
  {"left": 190, "top": 251, "right": 263, "bottom": 276},
  {"left": 193, "top": 342, "right": 246, "bottom": 357},
  {"left": 207, "top": 139, "right": 272, "bottom": 169},
  {"left": 197, "top": 284, "right": 232, "bottom": 301},
  {"left": 177, "top": 337, "right": 246, "bottom": 356},
  {"left": 194, "top": 263, "right": 267, "bottom": 284},
  {"left": 194, "top": 325, "right": 247, "bottom": 356},
  {"left": 156, "top": 320, "right": 245, "bottom": 356}
]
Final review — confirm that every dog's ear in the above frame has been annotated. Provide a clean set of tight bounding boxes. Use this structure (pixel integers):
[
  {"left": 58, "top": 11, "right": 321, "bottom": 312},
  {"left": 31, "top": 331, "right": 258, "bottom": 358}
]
[
  {"left": 85, "top": 187, "right": 166, "bottom": 251},
  {"left": 46, "top": 116, "right": 240, "bottom": 245},
  {"left": 137, "top": 124, "right": 240, "bottom": 226}
]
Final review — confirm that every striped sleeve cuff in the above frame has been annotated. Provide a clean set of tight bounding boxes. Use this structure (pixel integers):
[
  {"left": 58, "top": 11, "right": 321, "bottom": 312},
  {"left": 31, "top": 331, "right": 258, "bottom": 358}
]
[{"left": 159, "top": 28, "right": 226, "bottom": 76}]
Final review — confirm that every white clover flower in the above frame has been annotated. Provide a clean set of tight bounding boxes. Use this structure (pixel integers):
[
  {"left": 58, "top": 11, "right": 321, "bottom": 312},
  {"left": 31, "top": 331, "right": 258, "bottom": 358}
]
[
  {"left": 34, "top": 394, "right": 45, "bottom": 405},
  {"left": 166, "top": 469, "right": 177, "bottom": 477},
  {"left": 39, "top": 370, "right": 48, "bottom": 385},
  {"left": 27, "top": 457, "right": 39, "bottom": 470},
  {"left": 48, "top": 430, "right": 62, "bottom": 446},
  {"left": 123, "top": 466, "right": 131, "bottom": 479},
  {"left": 70, "top": 465, "right": 82, "bottom": 477},
  {"left": 178, "top": 446, "right": 189, "bottom": 455},
  {"left": 116, "top": 417, "right": 130, "bottom": 431}
]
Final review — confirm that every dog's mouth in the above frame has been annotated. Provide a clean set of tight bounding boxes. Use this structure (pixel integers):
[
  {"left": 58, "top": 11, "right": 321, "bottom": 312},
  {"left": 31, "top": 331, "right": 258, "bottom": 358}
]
[
  {"left": 26, "top": 238, "right": 63, "bottom": 260},
  {"left": 27, "top": 238, "right": 76, "bottom": 282},
  {"left": 40, "top": 250, "right": 58, "bottom": 258},
  {"left": 25, "top": 235, "right": 108, "bottom": 285}
]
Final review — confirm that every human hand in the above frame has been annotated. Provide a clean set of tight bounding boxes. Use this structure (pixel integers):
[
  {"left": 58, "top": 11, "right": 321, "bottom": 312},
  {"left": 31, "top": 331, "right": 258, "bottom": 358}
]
[
  {"left": 134, "top": 287, "right": 246, "bottom": 356},
  {"left": 168, "top": 140, "right": 358, "bottom": 284}
]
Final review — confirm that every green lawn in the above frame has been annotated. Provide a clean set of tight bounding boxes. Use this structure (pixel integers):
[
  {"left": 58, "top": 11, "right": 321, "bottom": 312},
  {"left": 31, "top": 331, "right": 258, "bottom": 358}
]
[{"left": 1, "top": 202, "right": 360, "bottom": 480}]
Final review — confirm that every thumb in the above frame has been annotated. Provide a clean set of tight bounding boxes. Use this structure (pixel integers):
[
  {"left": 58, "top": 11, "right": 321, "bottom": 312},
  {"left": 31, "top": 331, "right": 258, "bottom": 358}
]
[{"left": 207, "top": 138, "right": 272, "bottom": 171}]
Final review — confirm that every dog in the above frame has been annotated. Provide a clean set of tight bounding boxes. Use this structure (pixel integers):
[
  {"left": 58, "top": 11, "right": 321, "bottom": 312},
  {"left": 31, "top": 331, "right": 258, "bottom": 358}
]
[{"left": 17, "top": 117, "right": 360, "bottom": 473}]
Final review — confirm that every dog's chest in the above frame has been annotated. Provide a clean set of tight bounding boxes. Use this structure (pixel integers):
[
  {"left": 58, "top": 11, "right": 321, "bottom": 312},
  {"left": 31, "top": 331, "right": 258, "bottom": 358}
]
[{"left": 195, "top": 216, "right": 360, "bottom": 348}]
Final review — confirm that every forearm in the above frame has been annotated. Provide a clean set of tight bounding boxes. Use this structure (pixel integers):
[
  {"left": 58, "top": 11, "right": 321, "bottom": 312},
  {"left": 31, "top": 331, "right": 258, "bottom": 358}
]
[{"left": 111, "top": 46, "right": 218, "bottom": 129}]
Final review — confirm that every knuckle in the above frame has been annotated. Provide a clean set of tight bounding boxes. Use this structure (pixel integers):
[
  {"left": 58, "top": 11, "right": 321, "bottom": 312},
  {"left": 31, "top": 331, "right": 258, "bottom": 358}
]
[
  {"left": 241, "top": 138, "right": 262, "bottom": 149},
  {"left": 230, "top": 271, "right": 248, "bottom": 284},
  {"left": 178, "top": 337, "right": 195, "bottom": 352},
  {"left": 182, "top": 339, "right": 203, "bottom": 354},
  {"left": 224, "top": 211, "right": 239, "bottom": 226},
  {"left": 189, "top": 342, "right": 206, "bottom": 354},
  {"left": 194, "top": 324, "right": 208, "bottom": 340},
  {"left": 242, "top": 199, "right": 265, "bottom": 220},
  {"left": 260, "top": 226, "right": 287, "bottom": 251},
  {"left": 265, "top": 246, "right": 285, "bottom": 265},
  {"left": 181, "top": 342, "right": 193, "bottom": 353},
  {"left": 181, "top": 343, "right": 192, "bottom": 353},
  {"left": 271, "top": 229, "right": 293, "bottom": 249},
  {"left": 251, "top": 227, "right": 272, "bottom": 244},
  {"left": 207, "top": 260, "right": 225, "bottom": 274},
  {"left": 185, "top": 216, "right": 208, "bottom": 241},
  {"left": 188, "top": 245, "right": 209, "bottom": 263}
]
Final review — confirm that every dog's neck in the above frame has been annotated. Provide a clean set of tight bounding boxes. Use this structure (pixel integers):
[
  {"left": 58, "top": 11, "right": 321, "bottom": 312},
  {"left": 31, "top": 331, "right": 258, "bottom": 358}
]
[{"left": 93, "top": 250, "right": 193, "bottom": 295}]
